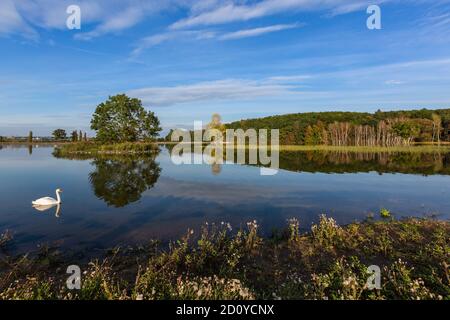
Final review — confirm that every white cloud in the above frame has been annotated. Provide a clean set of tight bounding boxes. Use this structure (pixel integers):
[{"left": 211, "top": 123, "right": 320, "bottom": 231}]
[
  {"left": 131, "top": 30, "right": 217, "bottom": 57},
  {"left": 74, "top": 2, "right": 171, "bottom": 40},
  {"left": 1, "top": 0, "right": 176, "bottom": 40},
  {"left": 267, "top": 75, "right": 312, "bottom": 82},
  {"left": 219, "top": 23, "right": 302, "bottom": 40},
  {"left": 132, "top": 33, "right": 176, "bottom": 55},
  {"left": 132, "top": 23, "right": 301, "bottom": 56},
  {"left": 128, "top": 79, "right": 298, "bottom": 106},
  {"left": 0, "top": 0, "right": 38, "bottom": 39},
  {"left": 170, "top": 0, "right": 388, "bottom": 30},
  {"left": 126, "top": 57, "right": 450, "bottom": 108},
  {"left": 1, "top": 0, "right": 443, "bottom": 43},
  {"left": 384, "top": 80, "right": 405, "bottom": 85}
]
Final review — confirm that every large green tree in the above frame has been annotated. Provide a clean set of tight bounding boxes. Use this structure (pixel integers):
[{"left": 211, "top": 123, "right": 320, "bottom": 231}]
[
  {"left": 91, "top": 94, "right": 161, "bottom": 143},
  {"left": 52, "top": 129, "right": 67, "bottom": 141}
]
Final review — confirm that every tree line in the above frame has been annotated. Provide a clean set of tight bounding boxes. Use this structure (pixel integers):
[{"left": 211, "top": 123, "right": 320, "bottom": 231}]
[
  {"left": 1, "top": 94, "right": 162, "bottom": 144},
  {"left": 225, "top": 108, "right": 450, "bottom": 146},
  {"left": 51, "top": 129, "right": 88, "bottom": 142}
]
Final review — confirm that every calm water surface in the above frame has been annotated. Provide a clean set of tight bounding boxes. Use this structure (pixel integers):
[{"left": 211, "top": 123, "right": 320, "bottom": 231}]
[{"left": 0, "top": 145, "right": 449, "bottom": 255}]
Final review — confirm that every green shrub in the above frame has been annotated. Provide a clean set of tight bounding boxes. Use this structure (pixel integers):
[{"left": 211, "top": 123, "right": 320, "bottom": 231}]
[{"left": 380, "top": 208, "right": 391, "bottom": 218}]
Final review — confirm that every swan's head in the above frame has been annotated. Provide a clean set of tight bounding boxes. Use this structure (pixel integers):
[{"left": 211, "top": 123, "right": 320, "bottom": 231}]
[{"left": 56, "top": 188, "right": 63, "bottom": 193}]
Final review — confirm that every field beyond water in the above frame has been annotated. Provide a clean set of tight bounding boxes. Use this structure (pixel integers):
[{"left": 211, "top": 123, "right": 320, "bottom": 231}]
[
  {"left": 0, "top": 217, "right": 448, "bottom": 300},
  {"left": 52, "top": 141, "right": 450, "bottom": 155}
]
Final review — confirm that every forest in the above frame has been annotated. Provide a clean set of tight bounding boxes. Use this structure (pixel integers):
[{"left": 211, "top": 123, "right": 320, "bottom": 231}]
[{"left": 225, "top": 108, "right": 450, "bottom": 146}]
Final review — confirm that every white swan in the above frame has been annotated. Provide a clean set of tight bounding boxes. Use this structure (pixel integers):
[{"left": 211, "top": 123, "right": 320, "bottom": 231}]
[{"left": 32, "top": 188, "right": 63, "bottom": 206}]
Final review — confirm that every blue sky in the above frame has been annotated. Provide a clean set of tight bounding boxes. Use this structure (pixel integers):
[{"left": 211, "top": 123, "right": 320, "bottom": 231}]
[{"left": 1, "top": 0, "right": 450, "bottom": 136}]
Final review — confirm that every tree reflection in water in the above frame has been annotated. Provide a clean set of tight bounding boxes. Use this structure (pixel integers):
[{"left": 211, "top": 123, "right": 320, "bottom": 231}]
[
  {"left": 53, "top": 149, "right": 161, "bottom": 207},
  {"left": 89, "top": 155, "right": 161, "bottom": 207},
  {"left": 163, "top": 143, "right": 450, "bottom": 175}
]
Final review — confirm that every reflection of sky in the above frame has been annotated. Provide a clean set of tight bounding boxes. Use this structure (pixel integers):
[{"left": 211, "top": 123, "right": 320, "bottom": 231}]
[{"left": 0, "top": 146, "right": 449, "bottom": 256}]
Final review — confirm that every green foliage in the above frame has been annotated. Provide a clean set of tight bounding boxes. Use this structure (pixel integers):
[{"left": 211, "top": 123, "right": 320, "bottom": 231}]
[
  {"left": 1, "top": 218, "right": 448, "bottom": 300},
  {"left": 91, "top": 94, "right": 161, "bottom": 143},
  {"left": 305, "top": 256, "right": 378, "bottom": 300},
  {"left": 225, "top": 108, "right": 450, "bottom": 145},
  {"left": 54, "top": 141, "right": 159, "bottom": 155},
  {"left": 304, "top": 122, "right": 327, "bottom": 145},
  {"left": 383, "top": 259, "right": 440, "bottom": 300},
  {"left": 380, "top": 208, "right": 391, "bottom": 218},
  {"left": 0, "top": 278, "right": 58, "bottom": 300},
  {"left": 71, "top": 260, "right": 125, "bottom": 300},
  {"left": 52, "top": 129, "right": 67, "bottom": 141},
  {"left": 311, "top": 215, "right": 344, "bottom": 249},
  {"left": 391, "top": 121, "right": 420, "bottom": 140},
  {"left": 71, "top": 130, "right": 78, "bottom": 142}
]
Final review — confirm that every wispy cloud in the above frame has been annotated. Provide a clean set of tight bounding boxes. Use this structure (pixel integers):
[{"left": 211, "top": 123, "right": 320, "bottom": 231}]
[
  {"left": 169, "top": 0, "right": 388, "bottom": 30},
  {"left": 128, "top": 79, "right": 298, "bottom": 106},
  {"left": 74, "top": 6, "right": 145, "bottom": 40},
  {"left": 0, "top": 0, "right": 38, "bottom": 40},
  {"left": 219, "top": 23, "right": 302, "bottom": 40},
  {"left": 131, "top": 30, "right": 217, "bottom": 57},
  {"left": 1, "top": 0, "right": 175, "bottom": 40},
  {"left": 74, "top": 1, "right": 174, "bottom": 40},
  {"left": 267, "top": 75, "right": 312, "bottom": 82},
  {"left": 126, "top": 57, "right": 450, "bottom": 108},
  {"left": 2, "top": 0, "right": 444, "bottom": 45},
  {"left": 132, "top": 23, "right": 302, "bottom": 56},
  {"left": 384, "top": 79, "right": 405, "bottom": 85}
]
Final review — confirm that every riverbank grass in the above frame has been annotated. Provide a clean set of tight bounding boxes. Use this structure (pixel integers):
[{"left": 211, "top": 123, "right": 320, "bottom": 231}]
[
  {"left": 278, "top": 144, "right": 450, "bottom": 153},
  {"left": 1, "top": 217, "right": 448, "bottom": 300},
  {"left": 54, "top": 141, "right": 159, "bottom": 155},
  {"left": 54, "top": 141, "right": 450, "bottom": 156}
]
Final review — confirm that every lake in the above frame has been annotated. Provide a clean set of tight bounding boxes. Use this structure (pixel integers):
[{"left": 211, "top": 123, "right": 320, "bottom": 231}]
[{"left": 0, "top": 144, "right": 449, "bottom": 256}]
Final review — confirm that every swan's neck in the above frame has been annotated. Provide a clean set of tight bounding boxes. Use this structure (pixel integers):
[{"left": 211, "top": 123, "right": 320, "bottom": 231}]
[{"left": 56, "top": 190, "right": 62, "bottom": 203}]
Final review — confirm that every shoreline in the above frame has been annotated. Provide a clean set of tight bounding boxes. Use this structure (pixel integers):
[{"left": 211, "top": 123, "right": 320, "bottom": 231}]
[
  {"left": 48, "top": 141, "right": 450, "bottom": 155},
  {"left": 1, "top": 217, "right": 448, "bottom": 300}
]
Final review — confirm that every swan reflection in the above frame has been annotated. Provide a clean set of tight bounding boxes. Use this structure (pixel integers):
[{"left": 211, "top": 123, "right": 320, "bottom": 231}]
[{"left": 32, "top": 203, "right": 61, "bottom": 218}]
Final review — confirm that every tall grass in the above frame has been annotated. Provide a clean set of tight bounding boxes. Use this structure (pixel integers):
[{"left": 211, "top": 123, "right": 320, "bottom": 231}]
[
  {"left": 278, "top": 145, "right": 450, "bottom": 153},
  {"left": 0, "top": 217, "right": 448, "bottom": 300},
  {"left": 54, "top": 142, "right": 159, "bottom": 155}
]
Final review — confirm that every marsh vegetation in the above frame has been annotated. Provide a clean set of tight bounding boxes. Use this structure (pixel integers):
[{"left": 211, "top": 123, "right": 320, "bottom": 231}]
[{"left": 0, "top": 217, "right": 448, "bottom": 300}]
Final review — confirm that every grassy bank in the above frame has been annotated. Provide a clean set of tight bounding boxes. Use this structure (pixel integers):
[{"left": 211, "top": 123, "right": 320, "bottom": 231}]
[
  {"left": 0, "top": 217, "right": 448, "bottom": 300},
  {"left": 55, "top": 141, "right": 450, "bottom": 156},
  {"left": 277, "top": 144, "right": 450, "bottom": 153},
  {"left": 54, "top": 141, "right": 159, "bottom": 155},
  {"left": 0, "top": 142, "right": 67, "bottom": 146}
]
